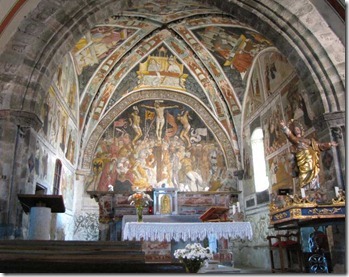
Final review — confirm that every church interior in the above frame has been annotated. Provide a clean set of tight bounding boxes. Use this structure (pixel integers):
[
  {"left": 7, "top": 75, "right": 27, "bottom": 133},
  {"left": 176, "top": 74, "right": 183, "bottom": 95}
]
[{"left": 0, "top": 0, "right": 346, "bottom": 274}]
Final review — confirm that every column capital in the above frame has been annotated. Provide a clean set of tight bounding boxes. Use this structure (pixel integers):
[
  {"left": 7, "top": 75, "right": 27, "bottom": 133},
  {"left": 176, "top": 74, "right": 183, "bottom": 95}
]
[
  {"left": 0, "top": 109, "right": 42, "bottom": 131},
  {"left": 313, "top": 111, "right": 345, "bottom": 129}
]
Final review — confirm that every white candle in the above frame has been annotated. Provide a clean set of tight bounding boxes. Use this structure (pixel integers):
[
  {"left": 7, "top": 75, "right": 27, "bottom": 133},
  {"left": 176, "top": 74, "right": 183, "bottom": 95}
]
[
  {"left": 236, "top": 202, "right": 240, "bottom": 213},
  {"left": 232, "top": 205, "right": 236, "bottom": 214},
  {"left": 335, "top": 186, "right": 339, "bottom": 197},
  {"left": 301, "top": 188, "right": 306, "bottom": 198}
]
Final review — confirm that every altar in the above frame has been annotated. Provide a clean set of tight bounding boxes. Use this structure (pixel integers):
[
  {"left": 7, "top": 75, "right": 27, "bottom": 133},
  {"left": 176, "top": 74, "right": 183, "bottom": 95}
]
[
  {"left": 88, "top": 190, "right": 241, "bottom": 263},
  {"left": 123, "top": 222, "right": 253, "bottom": 242},
  {"left": 122, "top": 221, "right": 252, "bottom": 264}
]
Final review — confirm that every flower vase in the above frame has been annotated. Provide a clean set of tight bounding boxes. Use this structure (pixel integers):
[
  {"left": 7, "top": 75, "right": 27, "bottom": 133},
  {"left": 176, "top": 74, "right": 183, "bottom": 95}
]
[
  {"left": 136, "top": 206, "right": 143, "bottom": 222},
  {"left": 183, "top": 258, "right": 203, "bottom": 273}
]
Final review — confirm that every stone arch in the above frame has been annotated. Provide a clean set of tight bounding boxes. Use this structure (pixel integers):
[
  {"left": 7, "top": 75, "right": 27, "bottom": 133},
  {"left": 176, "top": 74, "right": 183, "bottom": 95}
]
[
  {"left": 0, "top": 0, "right": 124, "bottom": 112},
  {"left": 80, "top": 89, "right": 237, "bottom": 170},
  {"left": 0, "top": 0, "right": 344, "bottom": 127},
  {"left": 214, "top": 0, "right": 345, "bottom": 113}
]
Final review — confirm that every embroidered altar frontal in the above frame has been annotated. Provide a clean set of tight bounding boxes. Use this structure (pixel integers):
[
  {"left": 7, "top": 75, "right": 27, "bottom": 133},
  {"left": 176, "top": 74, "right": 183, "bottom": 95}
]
[{"left": 123, "top": 222, "right": 253, "bottom": 242}]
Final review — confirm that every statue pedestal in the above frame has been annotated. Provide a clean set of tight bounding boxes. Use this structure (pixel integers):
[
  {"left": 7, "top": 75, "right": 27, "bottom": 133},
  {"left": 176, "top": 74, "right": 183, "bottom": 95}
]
[{"left": 17, "top": 194, "right": 65, "bottom": 240}]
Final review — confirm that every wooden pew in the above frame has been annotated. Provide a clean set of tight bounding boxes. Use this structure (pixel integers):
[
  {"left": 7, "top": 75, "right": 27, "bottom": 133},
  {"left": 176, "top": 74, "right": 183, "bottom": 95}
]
[{"left": 0, "top": 240, "right": 185, "bottom": 273}]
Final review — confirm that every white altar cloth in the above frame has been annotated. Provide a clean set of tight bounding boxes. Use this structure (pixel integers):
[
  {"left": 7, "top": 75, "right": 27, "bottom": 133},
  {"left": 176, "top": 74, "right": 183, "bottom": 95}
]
[{"left": 122, "top": 222, "right": 253, "bottom": 242}]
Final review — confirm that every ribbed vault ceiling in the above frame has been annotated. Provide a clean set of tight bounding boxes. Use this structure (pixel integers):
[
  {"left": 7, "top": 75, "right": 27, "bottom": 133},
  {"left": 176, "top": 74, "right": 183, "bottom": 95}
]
[
  {"left": 62, "top": 1, "right": 277, "bottom": 170},
  {"left": 0, "top": 0, "right": 345, "bottom": 177}
]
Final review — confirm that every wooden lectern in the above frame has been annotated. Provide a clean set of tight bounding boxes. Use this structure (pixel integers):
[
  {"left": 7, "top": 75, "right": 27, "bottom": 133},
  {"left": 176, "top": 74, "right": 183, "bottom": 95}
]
[{"left": 200, "top": 206, "right": 230, "bottom": 222}]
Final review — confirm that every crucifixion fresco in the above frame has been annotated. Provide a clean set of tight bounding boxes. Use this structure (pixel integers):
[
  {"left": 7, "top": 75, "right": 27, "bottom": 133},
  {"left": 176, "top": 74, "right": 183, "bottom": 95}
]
[{"left": 86, "top": 100, "right": 232, "bottom": 193}]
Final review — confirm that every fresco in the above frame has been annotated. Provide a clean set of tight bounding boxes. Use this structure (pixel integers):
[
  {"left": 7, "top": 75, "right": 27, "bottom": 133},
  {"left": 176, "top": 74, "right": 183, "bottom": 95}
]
[
  {"left": 281, "top": 76, "right": 315, "bottom": 130},
  {"left": 76, "top": 18, "right": 158, "bottom": 127},
  {"left": 86, "top": 100, "right": 231, "bottom": 193},
  {"left": 65, "top": 123, "right": 77, "bottom": 165},
  {"left": 261, "top": 97, "right": 286, "bottom": 156},
  {"left": 193, "top": 26, "right": 272, "bottom": 79},
  {"left": 35, "top": 84, "right": 79, "bottom": 196},
  {"left": 267, "top": 148, "right": 294, "bottom": 192},
  {"left": 29, "top": 138, "right": 55, "bottom": 192},
  {"left": 135, "top": 54, "right": 188, "bottom": 90},
  {"left": 45, "top": 87, "right": 60, "bottom": 148},
  {"left": 259, "top": 51, "right": 294, "bottom": 98},
  {"left": 71, "top": 26, "right": 134, "bottom": 75},
  {"left": 61, "top": 167, "right": 74, "bottom": 211},
  {"left": 53, "top": 55, "right": 78, "bottom": 120},
  {"left": 243, "top": 68, "right": 264, "bottom": 121}
]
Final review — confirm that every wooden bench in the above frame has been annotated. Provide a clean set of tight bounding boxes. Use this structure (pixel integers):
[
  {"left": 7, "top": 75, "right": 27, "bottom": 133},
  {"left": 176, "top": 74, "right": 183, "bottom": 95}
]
[{"left": 0, "top": 240, "right": 185, "bottom": 273}]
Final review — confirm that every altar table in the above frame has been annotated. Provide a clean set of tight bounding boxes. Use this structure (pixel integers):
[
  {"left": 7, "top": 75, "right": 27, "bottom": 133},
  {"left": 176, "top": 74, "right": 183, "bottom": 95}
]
[{"left": 122, "top": 222, "right": 253, "bottom": 242}]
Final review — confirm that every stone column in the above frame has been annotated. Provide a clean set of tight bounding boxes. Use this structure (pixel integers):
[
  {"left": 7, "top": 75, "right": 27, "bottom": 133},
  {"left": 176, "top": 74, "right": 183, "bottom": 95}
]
[
  {"left": 0, "top": 110, "right": 42, "bottom": 239},
  {"left": 313, "top": 111, "right": 345, "bottom": 273},
  {"left": 28, "top": 206, "right": 52, "bottom": 240},
  {"left": 313, "top": 111, "right": 345, "bottom": 189}
]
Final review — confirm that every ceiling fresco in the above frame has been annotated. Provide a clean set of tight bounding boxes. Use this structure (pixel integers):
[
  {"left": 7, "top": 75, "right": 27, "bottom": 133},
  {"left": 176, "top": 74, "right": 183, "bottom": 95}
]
[
  {"left": 49, "top": 0, "right": 280, "bottom": 192},
  {"left": 72, "top": 26, "right": 137, "bottom": 75}
]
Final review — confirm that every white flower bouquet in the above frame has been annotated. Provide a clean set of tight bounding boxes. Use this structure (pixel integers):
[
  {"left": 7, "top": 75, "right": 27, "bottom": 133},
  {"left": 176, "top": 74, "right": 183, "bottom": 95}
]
[{"left": 174, "top": 242, "right": 213, "bottom": 273}]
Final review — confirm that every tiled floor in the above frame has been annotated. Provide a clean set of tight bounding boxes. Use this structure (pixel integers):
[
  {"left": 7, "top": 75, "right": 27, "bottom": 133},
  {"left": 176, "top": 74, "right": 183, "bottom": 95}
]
[
  {"left": 198, "top": 264, "right": 270, "bottom": 274},
  {"left": 237, "top": 266, "right": 271, "bottom": 274}
]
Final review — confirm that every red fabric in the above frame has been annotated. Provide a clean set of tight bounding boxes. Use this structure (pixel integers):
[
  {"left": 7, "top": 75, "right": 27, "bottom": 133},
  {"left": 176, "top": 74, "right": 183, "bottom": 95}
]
[{"left": 272, "top": 240, "right": 298, "bottom": 247}]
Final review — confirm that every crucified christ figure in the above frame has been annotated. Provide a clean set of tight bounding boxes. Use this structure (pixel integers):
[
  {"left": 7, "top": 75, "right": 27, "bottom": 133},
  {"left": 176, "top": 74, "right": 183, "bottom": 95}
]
[{"left": 141, "top": 101, "right": 178, "bottom": 142}]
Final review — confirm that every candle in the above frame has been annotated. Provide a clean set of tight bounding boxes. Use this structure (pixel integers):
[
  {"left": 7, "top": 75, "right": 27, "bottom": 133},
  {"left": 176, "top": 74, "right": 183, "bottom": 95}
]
[
  {"left": 301, "top": 188, "right": 306, "bottom": 198},
  {"left": 236, "top": 202, "right": 240, "bottom": 213},
  {"left": 335, "top": 186, "right": 339, "bottom": 197},
  {"left": 232, "top": 205, "right": 236, "bottom": 214}
]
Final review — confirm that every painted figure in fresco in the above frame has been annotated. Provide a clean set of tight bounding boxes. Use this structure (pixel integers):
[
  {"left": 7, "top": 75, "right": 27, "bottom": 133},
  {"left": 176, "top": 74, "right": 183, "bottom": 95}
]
[
  {"left": 177, "top": 110, "right": 192, "bottom": 148},
  {"left": 97, "top": 158, "right": 118, "bottom": 191},
  {"left": 280, "top": 119, "right": 338, "bottom": 189},
  {"left": 219, "top": 169, "right": 237, "bottom": 191},
  {"left": 268, "top": 110, "right": 282, "bottom": 149},
  {"left": 59, "top": 115, "right": 67, "bottom": 152},
  {"left": 141, "top": 101, "right": 178, "bottom": 142},
  {"left": 129, "top": 106, "right": 143, "bottom": 146},
  {"left": 179, "top": 151, "right": 204, "bottom": 191},
  {"left": 269, "top": 159, "right": 278, "bottom": 186},
  {"left": 114, "top": 157, "right": 133, "bottom": 192},
  {"left": 167, "top": 55, "right": 181, "bottom": 73},
  {"left": 286, "top": 87, "right": 315, "bottom": 128},
  {"left": 169, "top": 142, "right": 181, "bottom": 188},
  {"left": 88, "top": 155, "right": 104, "bottom": 190},
  {"left": 160, "top": 142, "right": 172, "bottom": 186}
]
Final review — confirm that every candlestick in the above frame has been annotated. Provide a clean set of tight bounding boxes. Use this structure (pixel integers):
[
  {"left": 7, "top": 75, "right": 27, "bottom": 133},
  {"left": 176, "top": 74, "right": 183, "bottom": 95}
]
[
  {"left": 335, "top": 186, "right": 339, "bottom": 197},
  {"left": 301, "top": 188, "right": 306, "bottom": 198}
]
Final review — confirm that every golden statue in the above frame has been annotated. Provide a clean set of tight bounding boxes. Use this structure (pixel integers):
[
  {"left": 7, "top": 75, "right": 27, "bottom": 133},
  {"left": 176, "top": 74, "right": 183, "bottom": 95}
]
[
  {"left": 160, "top": 194, "right": 171, "bottom": 214},
  {"left": 280, "top": 119, "right": 338, "bottom": 189}
]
